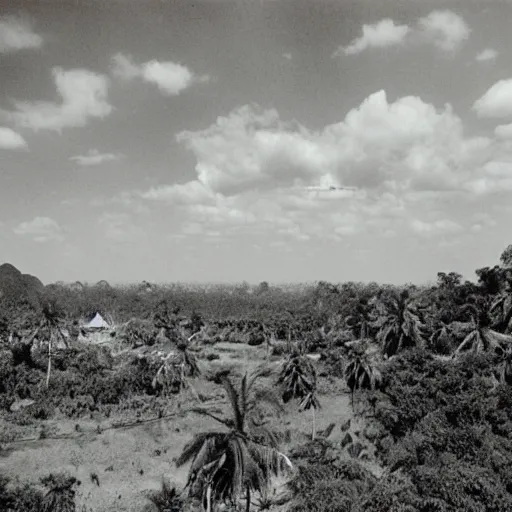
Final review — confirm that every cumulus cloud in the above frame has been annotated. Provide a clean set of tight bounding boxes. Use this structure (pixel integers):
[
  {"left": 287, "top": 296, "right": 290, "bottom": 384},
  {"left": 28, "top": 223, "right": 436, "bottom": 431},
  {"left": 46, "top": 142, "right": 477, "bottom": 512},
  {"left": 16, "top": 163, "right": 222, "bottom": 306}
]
[
  {"left": 473, "top": 79, "right": 512, "bottom": 118},
  {"left": 124, "top": 88, "right": 512, "bottom": 244},
  {"left": 172, "top": 92, "right": 490, "bottom": 196},
  {"left": 4, "top": 67, "right": 112, "bottom": 132},
  {"left": 70, "top": 149, "right": 123, "bottom": 166},
  {"left": 337, "top": 10, "right": 470, "bottom": 57},
  {"left": 417, "top": 10, "right": 470, "bottom": 52},
  {"left": 0, "top": 127, "right": 27, "bottom": 149},
  {"left": 335, "top": 19, "right": 410, "bottom": 57},
  {"left": 476, "top": 48, "right": 498, "bottom": 62},
  {"left": 13, "top": 217, "right": 64, "bottom": 242},
  {"left": 0, "top": 16, "right": 43, "bottom": 53},
  {"left": 110, "top": 53, "right": 209, "bottom": 96}
]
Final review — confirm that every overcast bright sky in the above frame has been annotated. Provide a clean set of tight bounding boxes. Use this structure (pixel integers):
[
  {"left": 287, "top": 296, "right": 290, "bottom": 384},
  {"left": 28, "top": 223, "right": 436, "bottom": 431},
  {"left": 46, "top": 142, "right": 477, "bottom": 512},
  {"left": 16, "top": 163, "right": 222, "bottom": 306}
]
[{"left": 1, "top": 0, "right": 512, "bottom": 285}]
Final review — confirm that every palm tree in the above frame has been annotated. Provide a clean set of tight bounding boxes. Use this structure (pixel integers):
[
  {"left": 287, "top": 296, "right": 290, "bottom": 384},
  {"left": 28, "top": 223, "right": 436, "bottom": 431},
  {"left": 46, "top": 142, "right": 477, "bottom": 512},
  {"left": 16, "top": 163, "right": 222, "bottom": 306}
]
[
  {"left": 453, "top": 302, "right": 512, "bottom": 356},
  {"left": 489, "top": 292, "right": 512, "bottom": 334},
  {"left": 344, "top": 346, "right": 382, "bottom": 411},
  {"left": 176, "top": 367, "right": 292, "bottom": 512},
  {"left": 277, "top": 352, "right": 317, "bottom": 404},
  {"left": 373, "top": 288, "right": 425, "bottom": 358},
  {"left": 33, "top": 298, "right": 68, "bottom": 388},
  {"left": 277, "top": 352, "right": 320, "bottom": 439}
]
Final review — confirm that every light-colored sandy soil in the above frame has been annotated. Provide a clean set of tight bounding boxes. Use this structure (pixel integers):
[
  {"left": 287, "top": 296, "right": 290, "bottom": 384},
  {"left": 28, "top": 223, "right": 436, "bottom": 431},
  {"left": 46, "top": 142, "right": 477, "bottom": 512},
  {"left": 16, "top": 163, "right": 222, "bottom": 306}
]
[{"left": 2, "top": 343, "right": 367, "bottom": 512}]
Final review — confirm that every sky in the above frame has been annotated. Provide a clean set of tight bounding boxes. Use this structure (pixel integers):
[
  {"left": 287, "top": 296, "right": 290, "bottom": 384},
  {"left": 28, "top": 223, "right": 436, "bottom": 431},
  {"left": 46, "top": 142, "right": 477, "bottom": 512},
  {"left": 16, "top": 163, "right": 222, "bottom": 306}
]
[{"left": 1, "top": 0, "right": 512, "bottom": 286}]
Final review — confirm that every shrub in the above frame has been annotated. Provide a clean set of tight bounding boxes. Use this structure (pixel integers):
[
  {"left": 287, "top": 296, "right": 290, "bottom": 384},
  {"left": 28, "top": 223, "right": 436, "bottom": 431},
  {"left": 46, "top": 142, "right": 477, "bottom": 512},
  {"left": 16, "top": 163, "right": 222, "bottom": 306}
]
[
  {"left": 117, "top": 318, "right": 158, "bottom": 348},
  {"left": 0, "top": 474, "right": 43, "bottom": 512},
  {"left": 146, "top": 479, "right": 185, "bottom": 511}
]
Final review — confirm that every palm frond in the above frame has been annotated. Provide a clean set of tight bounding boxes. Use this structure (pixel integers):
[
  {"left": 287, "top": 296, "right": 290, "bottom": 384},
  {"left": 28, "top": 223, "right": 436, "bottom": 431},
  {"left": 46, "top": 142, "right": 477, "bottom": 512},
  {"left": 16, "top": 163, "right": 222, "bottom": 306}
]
[
  {"left": 176, "top": 432, "right": 225, "bottom": 468},
  {"left": 298, "top": 392, "right": 321, "bottom": 412},
  {"left": 220, "top": 375, "right": 244, "bottom": 432}
]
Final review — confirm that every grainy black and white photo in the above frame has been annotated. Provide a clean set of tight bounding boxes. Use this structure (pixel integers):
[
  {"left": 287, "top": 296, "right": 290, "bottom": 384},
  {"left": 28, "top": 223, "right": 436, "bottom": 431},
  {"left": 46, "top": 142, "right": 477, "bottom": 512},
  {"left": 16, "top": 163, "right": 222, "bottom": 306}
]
[{"left": 1, "top": 0, "right": 512, "bottom": 511}]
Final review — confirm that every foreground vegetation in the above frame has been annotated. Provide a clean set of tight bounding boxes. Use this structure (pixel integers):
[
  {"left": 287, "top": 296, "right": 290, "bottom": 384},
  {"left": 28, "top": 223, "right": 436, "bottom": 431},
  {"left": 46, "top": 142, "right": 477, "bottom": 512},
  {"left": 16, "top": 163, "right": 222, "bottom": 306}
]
[{"left": 2, "top": 245, "right": 512, "bottom": 511}]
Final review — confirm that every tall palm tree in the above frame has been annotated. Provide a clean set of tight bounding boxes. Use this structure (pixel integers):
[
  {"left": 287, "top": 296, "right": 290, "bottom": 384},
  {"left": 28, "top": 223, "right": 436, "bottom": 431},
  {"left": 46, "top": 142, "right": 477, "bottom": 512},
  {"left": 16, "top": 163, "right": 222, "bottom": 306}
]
[
  {"left": 34, "top": 299, "right": 68, "bottom": 388},
  {"left": 277, "top": 352, "right": 320, "bottom": 440},
  {"left": 373, "top": 289, "right": 425, "bottom": 358},
  {"left": 176, "top": 367, "right": 292, "bottom": 512}
]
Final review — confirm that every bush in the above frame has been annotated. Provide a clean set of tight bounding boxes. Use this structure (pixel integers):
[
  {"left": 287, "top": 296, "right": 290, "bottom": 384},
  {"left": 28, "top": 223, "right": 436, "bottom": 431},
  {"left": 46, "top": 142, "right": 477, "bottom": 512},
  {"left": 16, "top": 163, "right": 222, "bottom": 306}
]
[
  {"left": 288, "top": 460, "right": 376, "bottom": 512},
  {"left": 0, "top": 474, "right": 43, "bottom": 512},
  {"left": 146, "top": 479, "right": 185, "bottom": 511},
  {"left": 117, "top": 318, "right": 158, "bottom": 348}
]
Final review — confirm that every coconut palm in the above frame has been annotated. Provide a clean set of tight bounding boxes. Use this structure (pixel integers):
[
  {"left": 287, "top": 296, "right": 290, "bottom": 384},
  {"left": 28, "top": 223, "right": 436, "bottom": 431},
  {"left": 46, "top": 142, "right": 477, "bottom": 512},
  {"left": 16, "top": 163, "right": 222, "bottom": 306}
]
[
  {"left": 33, "top": 298, "right": 68, "bottom": 388},
  {"left": 277, "top": 352, "right": 316, "bottom": 403},
  {"left": 453, "top": 302, "right": 512, "bottom": 356},
  {"left": 489, "top": 292, "right": 512, "bottom": 334},
  {"left": 277, "top": 352, "right": 320, "bottom": 440},
  {"left": 372, "top": 288, "right": 425, "bottom": 358},
  {"left": 176, "top": 367, "right": 292, "bottom": 512},
  {"left": 344, "top": 346, "right": 382, "bottom": 411}
]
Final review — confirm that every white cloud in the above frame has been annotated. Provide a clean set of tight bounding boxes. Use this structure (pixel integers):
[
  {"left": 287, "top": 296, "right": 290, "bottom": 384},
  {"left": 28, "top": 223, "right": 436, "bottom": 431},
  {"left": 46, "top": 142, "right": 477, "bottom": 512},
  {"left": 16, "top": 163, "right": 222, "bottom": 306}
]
[
  {"left": 476, "top": 48, "right": 498, "bottom": 62},
  {"left": 122, "top": 89, "right": 512, "bottom": 244},
  {"left": 336, "top": 10, "right": 470, "bottom": 57},
  {"left": 0, "top": 16, "right": 43, "bottom": 53},
  {"left": 142, "top": 60, "right": 195, "bottom": 96},
  {"left": 141, "top": 180, "right": 217, "bottom": 205},
  {"left": 417, "top": 10, "right": 470, "bottom": 52},
  {"left": 473, "top": 79, "right": 512, "bottom": 118},
  {"left": 410, "top": 218, "right": 463, "bottom": 236},
  {"left": 335, "top": 19, "right": 410, "bottom": 56},
  {"left": 13, "top": 217, "right": 64, "bottom": 242},
  {"left": 111, "top": 53, "right": 209, "bottom": 96},
  {"left": 110, "top": 53, "right": 140, "bottom": 80},
  {"left": 5, "top": 67, "right": 112, "bottom": 132},
  {"left": 282, "top": 53, "right": 292, "bottom": 60},
  {"left": 172, "top": 92, "right": 489, "bottom": 197},
  {"left": 0, "top": 127, "right": 27, "bottom": 149},
  {"left": 70, "top": 149, "right": 123, "bottom": 166}
]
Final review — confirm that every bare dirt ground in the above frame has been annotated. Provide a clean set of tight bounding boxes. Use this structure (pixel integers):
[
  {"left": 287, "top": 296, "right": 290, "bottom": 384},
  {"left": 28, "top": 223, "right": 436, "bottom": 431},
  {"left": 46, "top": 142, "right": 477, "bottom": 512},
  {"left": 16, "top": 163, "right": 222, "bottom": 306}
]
[{"left": 2, "top": 342, "right": 365, "bottom": 512}]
